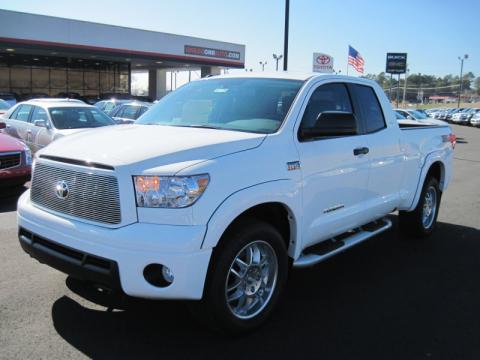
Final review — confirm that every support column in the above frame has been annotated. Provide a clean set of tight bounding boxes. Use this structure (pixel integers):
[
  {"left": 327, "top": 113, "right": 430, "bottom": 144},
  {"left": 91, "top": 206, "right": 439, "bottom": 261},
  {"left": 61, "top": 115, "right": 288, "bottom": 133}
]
[
  {"left": 148, "top": 69, "right": 168, "bottom": 100},
  {"left": 200, "top": 66, "right": 221, "bottom": 78}
]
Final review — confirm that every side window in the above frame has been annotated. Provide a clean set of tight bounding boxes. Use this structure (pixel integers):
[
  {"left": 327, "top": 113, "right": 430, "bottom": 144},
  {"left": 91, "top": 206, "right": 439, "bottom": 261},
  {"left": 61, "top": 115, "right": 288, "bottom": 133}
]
[
  {"left": 350, "top": 84, "right": 386, "bottom": 133},
  {"left": 14, "top": 105, "right": 33, "bottom": 122},
  {"left": 9, "top": 106, "right": 21, "bottom": 119},
  {"left": 138, "top": 106, "right": 148, "bottom": 117},
  {"left": 31, "top": 106, "right": 49, "bottom": 123},
  {"left": 122, "top": 106, "right": 139, "bottom": 120},
  {"left": 104, "top": 102, "right": 115, "bottom": 112},
  {"left": 300, "top": 83, "right": 353, "bottom": 129},
  {"left": 113, "top": 106, "right": 125, "bottom": 118}
]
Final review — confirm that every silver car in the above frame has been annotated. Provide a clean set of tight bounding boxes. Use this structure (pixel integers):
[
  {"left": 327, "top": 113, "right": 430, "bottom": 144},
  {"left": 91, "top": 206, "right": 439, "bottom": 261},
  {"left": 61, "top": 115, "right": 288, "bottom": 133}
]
[
  {"left": 2, "top": 99, "right": 115, "bottom": 153},
  {"left": 470, "top": 113, "right": 480, "bottom": 127}
]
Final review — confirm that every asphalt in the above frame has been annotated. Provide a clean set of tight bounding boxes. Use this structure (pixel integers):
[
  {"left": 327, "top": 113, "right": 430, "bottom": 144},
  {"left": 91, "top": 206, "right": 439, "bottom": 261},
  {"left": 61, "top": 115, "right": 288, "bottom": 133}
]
[{"left": 0, "top": 124, "right": 479, "bottom": 360}]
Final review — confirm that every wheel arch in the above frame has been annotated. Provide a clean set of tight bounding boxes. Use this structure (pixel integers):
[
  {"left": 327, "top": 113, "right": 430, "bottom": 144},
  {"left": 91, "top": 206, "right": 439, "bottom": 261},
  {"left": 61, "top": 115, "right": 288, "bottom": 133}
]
[
  {"left": 408, "top": 156, "right": 447, "bottom": 211},
  {"left": 201, "top": 180, "right": 301, "bottom": 259}
]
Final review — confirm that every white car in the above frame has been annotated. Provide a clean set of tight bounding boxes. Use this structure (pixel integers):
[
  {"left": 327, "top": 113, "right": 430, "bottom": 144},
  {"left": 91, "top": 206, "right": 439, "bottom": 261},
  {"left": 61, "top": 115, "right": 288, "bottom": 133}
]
[
  {"left": 18, "top": 73, "right": 454, "bottom": 333},
  {"left": 2, "top": 99, "right": 116, "bottom": 153},
  {"left": 395, "top": 108, "right": 448, "bottom": 126}
]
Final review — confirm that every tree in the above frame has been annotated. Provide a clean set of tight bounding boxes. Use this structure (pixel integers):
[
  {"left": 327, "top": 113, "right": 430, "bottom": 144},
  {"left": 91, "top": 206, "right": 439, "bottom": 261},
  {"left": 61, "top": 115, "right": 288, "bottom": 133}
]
[{"left": 475, "top": 77, "right": 480, "bottom": 95}]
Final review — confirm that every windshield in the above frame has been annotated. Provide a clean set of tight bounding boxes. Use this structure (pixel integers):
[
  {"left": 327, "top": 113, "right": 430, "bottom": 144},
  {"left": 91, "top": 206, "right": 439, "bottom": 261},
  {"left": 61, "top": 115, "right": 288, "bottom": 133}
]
[
  {"left": 49, "top": 107, "right": 115, "bottom": 129},
  {"left": 410, "top": 110, "right": 427, "bottom": 119},
  {"left": 136, "top": 78, "right": 304, "bottom": 133}
]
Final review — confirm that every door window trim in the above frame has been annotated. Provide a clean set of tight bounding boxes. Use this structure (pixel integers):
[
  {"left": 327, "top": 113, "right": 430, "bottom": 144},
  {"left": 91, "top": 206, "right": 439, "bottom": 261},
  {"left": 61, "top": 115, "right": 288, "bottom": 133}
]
[{"left": 347, "top": 83, "right": 387, "bottom": 134}]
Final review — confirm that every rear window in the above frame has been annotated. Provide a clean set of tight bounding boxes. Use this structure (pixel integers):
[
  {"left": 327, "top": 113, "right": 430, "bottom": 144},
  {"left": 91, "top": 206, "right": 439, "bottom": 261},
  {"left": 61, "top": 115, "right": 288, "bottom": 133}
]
[
  {"left": 48, "top": 107, "right": 115, "bottom": 129},
  {"left": 350, "top": 84, "right": 386, "bottom": 133}
]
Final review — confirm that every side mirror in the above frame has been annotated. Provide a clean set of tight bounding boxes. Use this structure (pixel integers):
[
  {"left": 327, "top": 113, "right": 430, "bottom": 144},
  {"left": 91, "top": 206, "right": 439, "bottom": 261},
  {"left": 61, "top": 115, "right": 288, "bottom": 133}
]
[
  {"left": 0, "top": 122, "right": 5, "bottom": 130},
  {"left": 300, "top": 111, "right": 357, "bottom": 140},
  {"left": 33, "top": 119, "right": 48, "bottom": 128}
]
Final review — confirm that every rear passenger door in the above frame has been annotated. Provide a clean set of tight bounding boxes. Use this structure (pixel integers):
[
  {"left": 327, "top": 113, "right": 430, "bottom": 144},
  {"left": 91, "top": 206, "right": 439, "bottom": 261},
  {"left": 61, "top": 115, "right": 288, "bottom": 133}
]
[
  {"left": 348, "top": 83, "right": 403, "bottom": 217},
  {"left": 31, "top": 106, "right": 53, "bottom": 152},
  {"left": 296, "top": 82, "right": 372, "bottom": 248}
]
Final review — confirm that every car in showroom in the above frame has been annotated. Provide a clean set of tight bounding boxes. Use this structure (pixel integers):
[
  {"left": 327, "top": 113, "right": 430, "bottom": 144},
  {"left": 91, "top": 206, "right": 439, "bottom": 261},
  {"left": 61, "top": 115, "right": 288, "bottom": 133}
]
[
  {"left": 0, "top": 122, "right": 32, "bottom": 188},
  {"left": 109, "top": 101, "right": 152, "bottom": 124},
  {"left": 17, "top": 73, "right": 454, "bottom": 333},
  {"left": 2, "top": 99, "right": 116, "bottom": 153}
]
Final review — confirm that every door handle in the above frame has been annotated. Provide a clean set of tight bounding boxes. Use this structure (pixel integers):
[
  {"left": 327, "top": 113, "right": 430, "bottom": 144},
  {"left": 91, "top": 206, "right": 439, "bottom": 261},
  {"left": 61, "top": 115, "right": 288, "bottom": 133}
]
[{"left": 353, "top": 147, "right": 369, "bottom": 156}]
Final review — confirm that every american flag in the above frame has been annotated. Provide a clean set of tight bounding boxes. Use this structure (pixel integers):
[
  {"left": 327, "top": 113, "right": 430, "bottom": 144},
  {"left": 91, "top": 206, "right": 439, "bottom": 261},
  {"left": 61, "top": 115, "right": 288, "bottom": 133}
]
[{"left": 348, "top": 46, "right": 364, "bottom": 74}]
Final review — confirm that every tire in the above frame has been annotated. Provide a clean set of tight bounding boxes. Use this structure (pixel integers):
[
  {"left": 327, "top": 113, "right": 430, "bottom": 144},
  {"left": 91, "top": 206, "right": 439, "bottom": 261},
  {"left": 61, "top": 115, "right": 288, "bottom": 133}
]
[
  {"left": 191, "top": 218, "right": 289, "bottom": 334},
  {"left": 399, "top": 176, "right": 441, "bottom": 238}
]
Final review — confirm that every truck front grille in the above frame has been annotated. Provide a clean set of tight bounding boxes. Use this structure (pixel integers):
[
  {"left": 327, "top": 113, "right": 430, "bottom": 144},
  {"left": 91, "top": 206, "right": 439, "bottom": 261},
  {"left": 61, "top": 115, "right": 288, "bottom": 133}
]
[
  {"left": 31, "top": 162, "right": 121, "bottom": 225},
  {"left": 0, "top": 152, "right": 21, "bottom": 170}
]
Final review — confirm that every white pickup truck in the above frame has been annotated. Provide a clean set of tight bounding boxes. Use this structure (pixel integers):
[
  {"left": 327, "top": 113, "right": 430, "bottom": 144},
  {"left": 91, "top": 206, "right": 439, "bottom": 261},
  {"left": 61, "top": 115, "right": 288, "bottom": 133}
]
[{"left": 18, "top": 73, "right": 455, "bottom": 333}]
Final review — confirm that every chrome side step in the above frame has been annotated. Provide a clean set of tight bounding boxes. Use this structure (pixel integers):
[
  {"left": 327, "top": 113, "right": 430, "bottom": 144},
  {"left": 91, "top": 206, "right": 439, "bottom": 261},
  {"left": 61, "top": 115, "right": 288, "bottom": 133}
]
[{"left": 293, "top": 218, "right": 393, "bottom": 268}]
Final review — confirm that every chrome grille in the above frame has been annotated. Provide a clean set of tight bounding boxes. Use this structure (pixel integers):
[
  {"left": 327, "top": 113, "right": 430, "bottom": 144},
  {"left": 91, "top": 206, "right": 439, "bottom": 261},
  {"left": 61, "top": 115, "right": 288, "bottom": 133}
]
[
  {"left": 31, "top": 162, "right": 121, "bottom": 225},
  {"left": 0, "top": 152, "right": 21, "bottom": 170}
]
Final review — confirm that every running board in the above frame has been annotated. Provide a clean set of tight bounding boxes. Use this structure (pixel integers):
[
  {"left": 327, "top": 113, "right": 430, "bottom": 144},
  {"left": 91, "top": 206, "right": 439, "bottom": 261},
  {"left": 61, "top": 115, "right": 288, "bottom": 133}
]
[{"left": 293, "top": 218, "right": 393, "bottom": 268}]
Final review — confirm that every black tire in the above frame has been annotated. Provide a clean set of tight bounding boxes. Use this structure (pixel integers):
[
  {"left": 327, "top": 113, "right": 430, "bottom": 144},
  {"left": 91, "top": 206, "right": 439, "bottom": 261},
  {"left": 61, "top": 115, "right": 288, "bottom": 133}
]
[
  {"left": 399, "top": 176, "right": 441, "bottom": 238},
  {"left": 190, "top": 218, "right": 289, "bottom": 334}
]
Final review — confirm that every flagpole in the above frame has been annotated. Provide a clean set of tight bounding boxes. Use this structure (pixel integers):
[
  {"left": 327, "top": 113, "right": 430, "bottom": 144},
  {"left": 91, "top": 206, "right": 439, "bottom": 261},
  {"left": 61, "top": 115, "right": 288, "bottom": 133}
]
[{"left": 346, "top": 46, "right": 349, "bottom": 76}]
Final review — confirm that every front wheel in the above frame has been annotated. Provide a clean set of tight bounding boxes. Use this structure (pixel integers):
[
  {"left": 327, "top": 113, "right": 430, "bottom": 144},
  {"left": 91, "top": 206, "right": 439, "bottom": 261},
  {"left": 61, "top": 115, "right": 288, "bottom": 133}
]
[
  {"left": 399, "top": 177, "right": 441, "bottom": 238},
  {"left": 193, "top": 219, "right": 288, "bottom": 333}
]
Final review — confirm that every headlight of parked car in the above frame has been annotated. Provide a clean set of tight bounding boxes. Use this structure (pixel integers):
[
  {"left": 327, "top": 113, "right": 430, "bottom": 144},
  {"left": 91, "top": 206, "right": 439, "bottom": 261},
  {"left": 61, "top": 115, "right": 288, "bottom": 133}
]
[
  {"left": 133, "top": 174, "right": 210, "bottom": 208},
  {"left": 24, "top": 146, "right": 32, "bottom": 166}
]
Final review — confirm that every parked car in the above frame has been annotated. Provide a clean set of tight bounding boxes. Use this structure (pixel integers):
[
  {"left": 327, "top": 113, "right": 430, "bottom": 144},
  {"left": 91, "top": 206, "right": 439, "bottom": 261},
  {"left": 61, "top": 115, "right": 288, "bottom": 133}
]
[
  {"left": 0, "top": 92, "right": 17, "bottom": 107},
  {"left": 0, "top": 122, "right": 31, "bottom": 188},
  {"left": 446, "top": 108, "right": 465, "bottom": 122},
  {"left": 2, "top": 99, "right": 116, "bottom": 153},
  {"left": 17, "top": 74, "right": 454, "bottom": 333},
  {"left": 109, "top": 101, "right": 152, "bottom": 124},
  {"left": 0, "top": 99, "right": 11, "bottom": 116},
  {"left": 451, "top": 109, "right": 472, "bottom": 125},
  {"left": 395, "top": 109, "right": 447, "bottom": 126},
  {"left": 94, "top": 99, "right": 132, "bottom": 115},
  {"left": 470, "top": 112, "right": 480, "bottom": 127}
]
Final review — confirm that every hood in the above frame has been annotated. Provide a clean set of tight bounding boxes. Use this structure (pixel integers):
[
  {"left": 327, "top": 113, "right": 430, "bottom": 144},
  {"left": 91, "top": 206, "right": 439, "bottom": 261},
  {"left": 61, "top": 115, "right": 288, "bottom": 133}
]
[
  {"left": 39, "top": 124, "right": 266, "bottom": 169},
  {"left": 0, "top": 132, "right": 26, "bottom": 152}
]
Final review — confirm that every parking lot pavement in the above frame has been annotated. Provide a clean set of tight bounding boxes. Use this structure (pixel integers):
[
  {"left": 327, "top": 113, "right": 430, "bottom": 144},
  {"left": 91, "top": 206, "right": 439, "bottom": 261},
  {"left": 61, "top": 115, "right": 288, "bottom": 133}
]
[{"left": 0, "top": 124, "right": 479, "bottom": 360}]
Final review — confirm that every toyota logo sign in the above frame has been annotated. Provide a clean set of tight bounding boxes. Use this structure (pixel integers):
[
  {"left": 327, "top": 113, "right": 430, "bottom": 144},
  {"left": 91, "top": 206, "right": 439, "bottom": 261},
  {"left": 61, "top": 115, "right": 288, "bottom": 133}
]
[{"left": 55, "top": 180, "right": 69, "bottom": 199}]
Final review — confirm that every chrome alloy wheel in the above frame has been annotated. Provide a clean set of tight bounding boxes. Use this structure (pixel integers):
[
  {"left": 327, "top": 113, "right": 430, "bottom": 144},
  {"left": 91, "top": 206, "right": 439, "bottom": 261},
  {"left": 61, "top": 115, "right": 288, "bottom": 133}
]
[
  {"left": 422, "top": 186, "right": 437, "bottom": 229},
  {"left": 225, "top": 240, "right": 278, "bottom": 320}
]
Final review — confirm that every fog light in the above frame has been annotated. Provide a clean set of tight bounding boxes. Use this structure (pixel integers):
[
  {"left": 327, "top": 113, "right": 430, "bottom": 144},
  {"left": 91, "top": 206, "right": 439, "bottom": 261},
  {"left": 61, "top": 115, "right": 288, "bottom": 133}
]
[
  {"left": 162, "top": 266, "right": 174, "bottom": 283},
  {"left": 143, "top": 264, "right": 173, "bottom": 287}
]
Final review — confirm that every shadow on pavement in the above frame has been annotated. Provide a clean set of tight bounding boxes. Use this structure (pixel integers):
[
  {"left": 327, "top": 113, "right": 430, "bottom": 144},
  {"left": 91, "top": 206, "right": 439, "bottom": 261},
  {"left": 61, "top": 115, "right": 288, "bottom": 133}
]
[
  {"left": 52, "top": 218, "right": 480, "bottom": 359},
  {"left": 0, "top": 185, "right": 27, "bottom": 213}
]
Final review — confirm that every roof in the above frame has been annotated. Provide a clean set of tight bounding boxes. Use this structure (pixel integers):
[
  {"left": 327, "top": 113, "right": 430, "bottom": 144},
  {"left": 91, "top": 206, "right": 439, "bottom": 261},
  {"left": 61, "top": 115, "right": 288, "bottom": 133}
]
[
  {"left": 203, "top": 72, "right": 375, "bottom": 83},
  {"left": 23, "top": 99, "right": 95, "bottom": 108}
]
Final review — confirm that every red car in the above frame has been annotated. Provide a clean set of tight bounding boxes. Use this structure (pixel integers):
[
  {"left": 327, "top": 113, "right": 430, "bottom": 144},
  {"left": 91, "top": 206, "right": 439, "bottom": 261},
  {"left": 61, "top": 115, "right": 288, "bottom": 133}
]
[{"left": 0, "top": 122, "right": 31, "bottom": 188}]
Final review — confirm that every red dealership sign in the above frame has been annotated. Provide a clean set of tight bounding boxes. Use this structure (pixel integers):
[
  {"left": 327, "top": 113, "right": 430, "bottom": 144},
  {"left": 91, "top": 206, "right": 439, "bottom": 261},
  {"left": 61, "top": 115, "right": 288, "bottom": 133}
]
[{"left": 185, "top": 45, "right": 241, "bottom": 61}]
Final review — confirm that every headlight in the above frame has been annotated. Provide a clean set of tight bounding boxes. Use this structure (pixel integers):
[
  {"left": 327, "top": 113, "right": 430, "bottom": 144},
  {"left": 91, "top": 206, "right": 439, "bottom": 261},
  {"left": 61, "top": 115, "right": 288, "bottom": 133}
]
[
  {"left": 133, "top": 174, "right": 209, "bottom": 208},
  {"left": 23, "top": 146, "right": 32, "bottom": 166}
]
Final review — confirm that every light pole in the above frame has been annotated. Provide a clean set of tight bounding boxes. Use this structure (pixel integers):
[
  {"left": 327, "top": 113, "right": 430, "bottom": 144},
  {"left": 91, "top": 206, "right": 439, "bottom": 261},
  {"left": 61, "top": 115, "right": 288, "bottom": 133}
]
[
  {"left": 283, "top": 0, "right": 289, "bottom": 71},
  {"left": 402, "top": 66, "right": 409, "bottom": 105},
  {"left": 259, "top": 61, "right": 267, "bottom": 71},
  {"left": 457, "top": 54, "right": 469, "bottom": 108},
  {"left": 272, "top": 54, "right": 283, "bottom": 71}
]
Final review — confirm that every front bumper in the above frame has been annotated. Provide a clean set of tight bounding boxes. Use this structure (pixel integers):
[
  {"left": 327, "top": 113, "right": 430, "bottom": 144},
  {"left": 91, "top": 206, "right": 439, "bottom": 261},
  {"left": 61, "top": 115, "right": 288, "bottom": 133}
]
[{"left": 17, "top": 190, "right": 212, "bottom": 300}]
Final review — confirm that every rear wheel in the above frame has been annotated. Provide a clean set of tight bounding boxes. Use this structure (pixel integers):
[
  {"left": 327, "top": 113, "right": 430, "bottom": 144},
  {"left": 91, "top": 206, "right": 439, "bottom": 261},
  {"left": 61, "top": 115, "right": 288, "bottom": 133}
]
[
  {"left": 191, "top": 219, "right": 288, "bottom": 333},
  {"left": 399, "top": 176, "right": 441, "bottom": 238}
]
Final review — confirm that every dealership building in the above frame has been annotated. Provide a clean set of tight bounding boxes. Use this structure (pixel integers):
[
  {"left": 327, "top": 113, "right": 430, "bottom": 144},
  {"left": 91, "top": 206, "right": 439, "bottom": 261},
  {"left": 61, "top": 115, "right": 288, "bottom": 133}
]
[{"left": 0, "top": 9, "right": 245, "bottom": 100}]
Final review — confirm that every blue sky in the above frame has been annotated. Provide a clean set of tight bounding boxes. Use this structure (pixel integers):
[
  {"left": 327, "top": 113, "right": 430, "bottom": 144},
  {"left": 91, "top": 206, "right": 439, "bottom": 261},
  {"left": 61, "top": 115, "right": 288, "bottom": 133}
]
[{"left": 1, "top": 0, "right": 478, "bottom": 76}]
